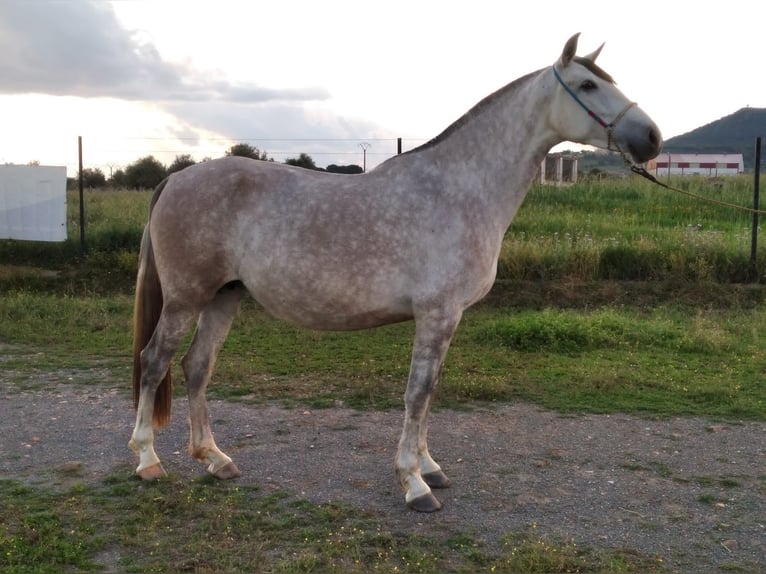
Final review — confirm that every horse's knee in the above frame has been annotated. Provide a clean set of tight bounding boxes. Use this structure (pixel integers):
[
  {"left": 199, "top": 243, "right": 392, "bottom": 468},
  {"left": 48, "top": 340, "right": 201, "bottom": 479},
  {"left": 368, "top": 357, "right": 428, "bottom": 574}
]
[{"left": 181, "top": 352, "right": 209, "bottom": 385}]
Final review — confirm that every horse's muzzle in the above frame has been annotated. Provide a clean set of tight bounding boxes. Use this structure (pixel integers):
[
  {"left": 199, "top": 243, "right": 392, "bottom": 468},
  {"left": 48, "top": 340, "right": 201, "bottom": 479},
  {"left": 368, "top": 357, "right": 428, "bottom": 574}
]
[{"left": 623, "top": 121, "right": 663, "bottom": 164}]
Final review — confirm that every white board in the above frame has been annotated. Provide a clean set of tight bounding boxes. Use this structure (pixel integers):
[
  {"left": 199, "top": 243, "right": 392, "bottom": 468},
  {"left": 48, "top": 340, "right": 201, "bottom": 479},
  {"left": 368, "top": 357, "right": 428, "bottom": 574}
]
[{"left": 0, "top": 165, "right": 67, "bottom": 242}]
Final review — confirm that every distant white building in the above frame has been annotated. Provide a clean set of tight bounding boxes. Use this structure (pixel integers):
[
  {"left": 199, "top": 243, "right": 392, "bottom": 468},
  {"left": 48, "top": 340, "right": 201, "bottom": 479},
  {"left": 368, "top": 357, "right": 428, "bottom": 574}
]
[
  {"left": 648, "top": 153, "right": 744, "bottom": 177},
  {"left": 0, "top": 165, "right": 67, "bottom": 241},
  {"left": 538, "top": 153, "right": 578, "bottom": 185}
]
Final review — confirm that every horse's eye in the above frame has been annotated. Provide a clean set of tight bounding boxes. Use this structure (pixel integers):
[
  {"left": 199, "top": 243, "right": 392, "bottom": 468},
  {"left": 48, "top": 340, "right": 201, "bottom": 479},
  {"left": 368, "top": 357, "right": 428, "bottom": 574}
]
[{"left": 580, "top": 79, "right": 597, "bottom": 92}]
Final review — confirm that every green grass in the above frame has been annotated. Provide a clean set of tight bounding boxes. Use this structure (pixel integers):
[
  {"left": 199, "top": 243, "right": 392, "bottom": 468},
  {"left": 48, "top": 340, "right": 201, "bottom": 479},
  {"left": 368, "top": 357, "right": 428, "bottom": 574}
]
[
  {"left": 1, "top": 175, "right": 765, "bottom": 290},
  {"left": 2, "top": 292, "right": 765, "bottom": 419},
  {"left": 0, "top": 481, "right": 102, "bottom": 573},
  {"left": 0, "top": 474, "right": 665, "bottom": 573},
  {"left": 501, "top": 175, "right": 762, "bottom": 282},
  {"left": 2, "top": 176, "right": 766, "bottom": 571},
  {"left": 458, "top": 305, "right": 766, "bottom": 417}
]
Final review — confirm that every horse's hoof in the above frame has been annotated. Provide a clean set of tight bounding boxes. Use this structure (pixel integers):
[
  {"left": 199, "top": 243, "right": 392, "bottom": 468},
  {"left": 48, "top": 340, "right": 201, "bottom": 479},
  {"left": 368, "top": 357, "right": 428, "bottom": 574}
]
[
  {"left": 211, "top": 461, "right": 242, "bottom": 480},
  {"left": 422, "top": 470, "right": 452, "bottom": 489},
  {"left": 407, "top": 492, "right": 442, "bottom": 513},
  {"left": 136, "top": 463, "right": 167, "bottom": 481}
]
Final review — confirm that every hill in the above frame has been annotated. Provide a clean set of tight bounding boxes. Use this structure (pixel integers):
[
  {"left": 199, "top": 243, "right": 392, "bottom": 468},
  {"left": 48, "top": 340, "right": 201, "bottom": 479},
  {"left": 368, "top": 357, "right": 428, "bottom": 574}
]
[
  {"left": 569, "top": 107, "right": 766, "bottom": 174},
  {"left": 661, "top": 107, "right": 766, "bottom": 170}
]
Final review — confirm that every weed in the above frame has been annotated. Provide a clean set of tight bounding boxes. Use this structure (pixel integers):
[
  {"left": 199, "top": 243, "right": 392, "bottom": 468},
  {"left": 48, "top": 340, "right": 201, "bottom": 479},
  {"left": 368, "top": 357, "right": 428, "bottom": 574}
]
[
  {"left": 718, "top": 477, "right": 742, "bottom": 489},
  {"left": 0, "top": 475, "right": 667, "bottom": 573},
  {"left": 650, "top": 462, "right": 674, "bottom": 479},
  {"left": 698, "top": 494, "right": 720, "bottom": 505},
  {"left": 0, "top": 480, "right": 104, "bottom": 573},
  {"left": 495, "top": 528, "right": 664, "bottom": 573}
]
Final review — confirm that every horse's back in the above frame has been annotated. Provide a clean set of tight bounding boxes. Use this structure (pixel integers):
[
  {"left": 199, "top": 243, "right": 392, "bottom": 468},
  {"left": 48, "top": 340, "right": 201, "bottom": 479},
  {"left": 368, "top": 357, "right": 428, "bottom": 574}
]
[
  {"left": 149, "top": 155, "right": 499, "bottom": 329},
  {"left": 149, "top": 157, "right": 423, "bottom": 328}
]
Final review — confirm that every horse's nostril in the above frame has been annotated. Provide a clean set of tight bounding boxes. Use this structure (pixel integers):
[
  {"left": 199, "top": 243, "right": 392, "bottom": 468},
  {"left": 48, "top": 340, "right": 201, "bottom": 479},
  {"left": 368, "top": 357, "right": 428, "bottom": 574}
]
[{"left": 648, "top": 127, "right": 661, "bottom": 148}]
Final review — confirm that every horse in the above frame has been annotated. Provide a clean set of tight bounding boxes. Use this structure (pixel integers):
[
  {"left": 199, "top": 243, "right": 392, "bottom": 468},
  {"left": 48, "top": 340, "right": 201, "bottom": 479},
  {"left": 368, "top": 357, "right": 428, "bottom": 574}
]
[{"left": 129, "top": 33, "right": 662, "bottom": 512}]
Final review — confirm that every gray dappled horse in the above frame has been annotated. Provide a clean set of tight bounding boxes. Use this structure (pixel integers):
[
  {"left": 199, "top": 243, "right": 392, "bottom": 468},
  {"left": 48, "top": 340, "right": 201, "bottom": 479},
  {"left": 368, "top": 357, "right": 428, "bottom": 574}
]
[{"left": 130, "top": 34, "right": 662, "bottom": 512}]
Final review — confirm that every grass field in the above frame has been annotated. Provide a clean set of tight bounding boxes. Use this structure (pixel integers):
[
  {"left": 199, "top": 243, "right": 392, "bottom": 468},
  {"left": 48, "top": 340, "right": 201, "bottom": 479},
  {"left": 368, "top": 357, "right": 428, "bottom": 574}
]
[
  {"left": 1, "top": 174, "right": 765, "bottom": 418},
  {"left": 1, "top": 173, "right": 765, "bottom": 286},
  {"left": 503, "top": 175, "right": 761, "bottom": 282},
  {"left": 1, "top": 173, "right": 765, "bottom": 572},
  {"left": 0, "top": 471, "right": 667, "bottom": 573}
]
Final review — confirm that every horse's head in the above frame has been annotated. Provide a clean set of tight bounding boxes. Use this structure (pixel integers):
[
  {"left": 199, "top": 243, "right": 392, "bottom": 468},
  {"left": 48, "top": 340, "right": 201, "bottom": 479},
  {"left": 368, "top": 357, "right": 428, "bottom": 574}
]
[{"left": 548, "top": 33, "right": 662, "bottom": 164}]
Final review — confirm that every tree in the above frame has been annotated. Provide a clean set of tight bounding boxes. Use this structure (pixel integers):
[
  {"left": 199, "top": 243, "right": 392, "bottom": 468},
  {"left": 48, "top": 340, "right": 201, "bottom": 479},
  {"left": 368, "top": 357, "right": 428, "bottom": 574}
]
[
  {"left": 77, "top": 167, "right": 107, "bottom": 188},
  {"left": 167, "top": 154, "right": 196, "bottom": 174},
  {"left": 124, "top": 156, "right": 166, "bottom": 190},
  {"left": 110, "top": 168, "right": 127, "bottom": 188},
  {"left": 284, "top": 153, "right": 320, "bottom": 171},
  {"left": 326, "top": 164, "right": 363, "bottom": 175},
  {"left": 225, "top": 143, "right": 270, "bottom": 160}
]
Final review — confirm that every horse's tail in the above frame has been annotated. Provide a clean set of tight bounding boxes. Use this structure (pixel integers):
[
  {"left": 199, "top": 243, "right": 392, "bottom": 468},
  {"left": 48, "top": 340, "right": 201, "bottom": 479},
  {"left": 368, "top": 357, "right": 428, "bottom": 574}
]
[{"left": 132, "top": 177, "right": 172, "bottom": 428}]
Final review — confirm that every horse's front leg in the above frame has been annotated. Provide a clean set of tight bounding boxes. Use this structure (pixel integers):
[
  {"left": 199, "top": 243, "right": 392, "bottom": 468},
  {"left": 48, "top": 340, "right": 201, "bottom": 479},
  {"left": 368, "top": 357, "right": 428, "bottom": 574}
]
[
  {"left": 396, "top": 309, "right": 461, "bottom": 512},
  {"left": 418, "top": 412, "right": 452, "bottom": 489}
]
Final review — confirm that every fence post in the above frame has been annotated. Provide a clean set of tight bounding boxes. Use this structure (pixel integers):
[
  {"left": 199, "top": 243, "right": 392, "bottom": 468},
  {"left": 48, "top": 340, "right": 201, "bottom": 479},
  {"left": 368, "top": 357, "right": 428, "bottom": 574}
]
[
  {"left": 78, "top": 136, "right": 86, "bottom": 255},
  {"left": 750, "top": 136, "right": 761, "bottom": 281}
]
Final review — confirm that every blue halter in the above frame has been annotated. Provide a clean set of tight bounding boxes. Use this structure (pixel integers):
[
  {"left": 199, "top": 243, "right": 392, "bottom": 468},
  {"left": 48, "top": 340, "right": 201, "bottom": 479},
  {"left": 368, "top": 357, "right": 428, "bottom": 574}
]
[
  {"left": 552, "top": 65, "right": 611, "bottom": 128},
  {"left": 552, "top": 65, "right": 637, "bottom": 157}
]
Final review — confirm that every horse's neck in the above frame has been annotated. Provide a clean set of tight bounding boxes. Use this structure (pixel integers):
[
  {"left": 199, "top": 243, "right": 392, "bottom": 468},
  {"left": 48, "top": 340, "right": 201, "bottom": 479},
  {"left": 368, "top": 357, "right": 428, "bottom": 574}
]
[{"left": 400, "top": 70, "right": 556, "bottom": 230}]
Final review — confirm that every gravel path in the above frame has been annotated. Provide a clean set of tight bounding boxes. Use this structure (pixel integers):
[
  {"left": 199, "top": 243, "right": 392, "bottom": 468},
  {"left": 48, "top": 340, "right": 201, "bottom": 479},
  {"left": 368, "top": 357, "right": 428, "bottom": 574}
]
[{"left": 1, "top": 375, "right": 764, "bottom": 573}]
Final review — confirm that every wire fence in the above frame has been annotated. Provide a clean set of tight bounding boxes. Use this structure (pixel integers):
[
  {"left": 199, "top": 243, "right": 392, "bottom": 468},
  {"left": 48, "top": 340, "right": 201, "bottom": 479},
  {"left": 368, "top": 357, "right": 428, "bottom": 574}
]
[{"left": 73, "top": 136, "right": 430, "bottom": 178}]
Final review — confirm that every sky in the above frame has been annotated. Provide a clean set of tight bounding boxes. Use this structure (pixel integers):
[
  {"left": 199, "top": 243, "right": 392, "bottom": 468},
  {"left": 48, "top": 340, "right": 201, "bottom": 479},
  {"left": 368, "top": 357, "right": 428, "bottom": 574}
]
[{"left": 1, "top": 0, "right": 764, "bottom": 176}]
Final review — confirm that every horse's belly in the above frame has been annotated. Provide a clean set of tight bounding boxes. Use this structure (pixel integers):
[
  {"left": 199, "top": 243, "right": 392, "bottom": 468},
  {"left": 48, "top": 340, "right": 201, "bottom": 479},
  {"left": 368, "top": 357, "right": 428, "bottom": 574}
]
[
  {"left": 246, "top": 277, "right": 414, "bottom": 331},
  {"left": 255, "top": 296, "right": 413, "bottom": 331},
  {"left": 273, "top": 305, "right": 412, "bottom": 331}
]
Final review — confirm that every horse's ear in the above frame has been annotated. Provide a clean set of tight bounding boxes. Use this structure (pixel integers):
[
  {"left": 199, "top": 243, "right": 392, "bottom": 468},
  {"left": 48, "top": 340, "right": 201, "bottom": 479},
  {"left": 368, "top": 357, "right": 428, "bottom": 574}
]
[
  {"left": 558, "top": 33, "right": 580, "bottom": 68},
  {"left": 583, "top": 42, "right": 605, "bottom": 62}
]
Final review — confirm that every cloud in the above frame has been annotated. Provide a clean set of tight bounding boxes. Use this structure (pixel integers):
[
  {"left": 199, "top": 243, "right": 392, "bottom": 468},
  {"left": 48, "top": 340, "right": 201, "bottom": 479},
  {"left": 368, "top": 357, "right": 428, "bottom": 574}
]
[
  {"left": 0, "top": 1, "right": 394, "bottom": 169},
  {"left": 163, "top": 100, "right": 396, "bottom": 164},
  {"left": 0, "top": 1, "right": 328, "bottom": 103},
  {"left": 165, "top": 101, "right": 379, "bottom": 140}
]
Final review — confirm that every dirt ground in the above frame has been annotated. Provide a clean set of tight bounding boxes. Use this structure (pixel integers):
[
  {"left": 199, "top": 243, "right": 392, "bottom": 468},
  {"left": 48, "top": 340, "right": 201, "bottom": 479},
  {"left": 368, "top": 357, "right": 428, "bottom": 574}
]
[{"left": 1, "top": 372, "right": 764, "bottom": 573}]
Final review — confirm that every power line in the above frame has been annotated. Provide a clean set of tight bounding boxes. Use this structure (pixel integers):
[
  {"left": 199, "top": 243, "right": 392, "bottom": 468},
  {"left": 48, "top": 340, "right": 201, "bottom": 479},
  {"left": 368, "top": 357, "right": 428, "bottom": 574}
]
[
  {"left": 116, "top": 137, "right": 410, "bottom": 143},
  {"left": 65, "top": 136, "right": 431, "bottom": 174}
]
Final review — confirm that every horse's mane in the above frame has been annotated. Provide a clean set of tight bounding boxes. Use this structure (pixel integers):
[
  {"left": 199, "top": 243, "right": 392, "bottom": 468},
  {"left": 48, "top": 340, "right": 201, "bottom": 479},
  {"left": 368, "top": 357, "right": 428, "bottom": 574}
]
[
  {"left": 390, "top": 58, "right": 615, "bottom": 162},
  {"left": 400, "top": 69, "right": 543, "bottom": 158}
]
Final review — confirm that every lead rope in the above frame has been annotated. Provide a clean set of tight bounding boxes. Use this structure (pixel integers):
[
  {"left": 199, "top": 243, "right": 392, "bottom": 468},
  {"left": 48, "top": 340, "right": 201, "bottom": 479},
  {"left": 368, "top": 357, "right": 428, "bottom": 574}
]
[
  {"left": 553, "top": 65, "right": 765, "bottom": 215},
  {"left": 618, "top": 151, "right": 766, "bottom": 216}
]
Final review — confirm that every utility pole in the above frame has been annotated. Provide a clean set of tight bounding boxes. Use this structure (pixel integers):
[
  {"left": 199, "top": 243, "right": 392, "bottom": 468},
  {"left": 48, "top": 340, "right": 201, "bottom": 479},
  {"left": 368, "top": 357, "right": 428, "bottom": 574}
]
[{"left": 359, "top": 142, "right": 371, "bottom": 172}]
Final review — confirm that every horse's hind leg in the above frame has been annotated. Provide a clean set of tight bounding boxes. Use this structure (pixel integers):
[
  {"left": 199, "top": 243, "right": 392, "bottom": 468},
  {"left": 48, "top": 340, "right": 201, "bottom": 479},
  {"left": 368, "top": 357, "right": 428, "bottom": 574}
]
[
  {"left": 182, "top": 284, "right": 246, "bottom": 479},
  {"left": 130, "top": 306, "right": 197, "bottom": 479}
]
